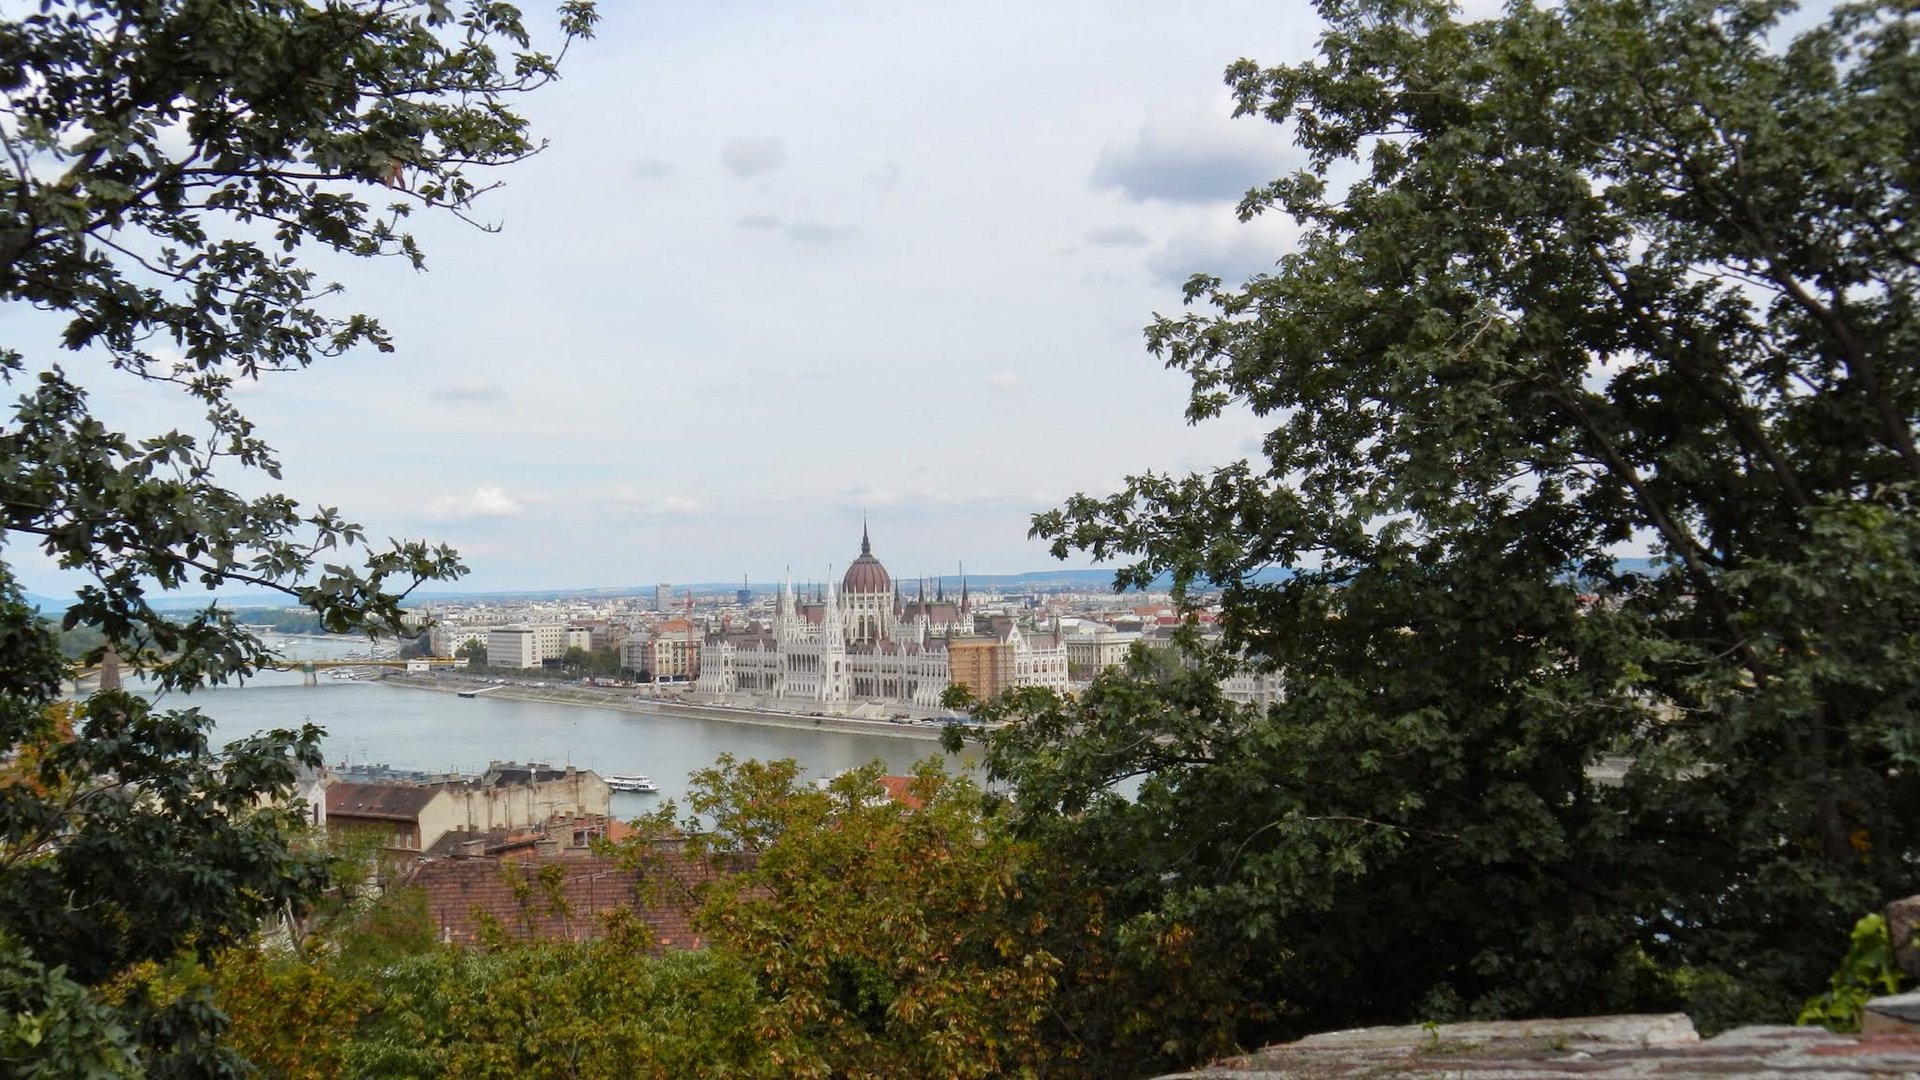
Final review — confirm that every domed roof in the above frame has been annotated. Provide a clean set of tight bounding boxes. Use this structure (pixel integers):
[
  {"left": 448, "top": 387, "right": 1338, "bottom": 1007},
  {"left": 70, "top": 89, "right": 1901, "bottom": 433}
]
[{"left": 842, "top": 524, "right": 892, "bottom": 595}]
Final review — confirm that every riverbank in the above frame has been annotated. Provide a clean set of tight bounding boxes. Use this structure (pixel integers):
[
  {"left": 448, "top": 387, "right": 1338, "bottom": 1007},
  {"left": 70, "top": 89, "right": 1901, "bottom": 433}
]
[{"left": 381, "top": 673, "right": 946, "bottom": 742}]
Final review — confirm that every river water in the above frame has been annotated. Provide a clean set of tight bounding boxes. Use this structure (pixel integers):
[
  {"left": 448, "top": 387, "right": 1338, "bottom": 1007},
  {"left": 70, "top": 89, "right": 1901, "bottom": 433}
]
[{"left": 141, "top": 635, "right": 969, "bottom": 820}]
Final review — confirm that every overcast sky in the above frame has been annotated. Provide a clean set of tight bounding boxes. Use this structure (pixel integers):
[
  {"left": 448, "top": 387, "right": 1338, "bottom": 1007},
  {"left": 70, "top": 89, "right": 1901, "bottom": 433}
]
[{"left": 13, "top": 1, "right": 1354, "bottom": 595}]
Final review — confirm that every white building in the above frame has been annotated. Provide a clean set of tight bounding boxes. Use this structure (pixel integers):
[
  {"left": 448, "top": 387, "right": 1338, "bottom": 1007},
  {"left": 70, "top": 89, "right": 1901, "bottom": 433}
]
[
  {"left": 696, "top": 527, "right": 1068, "bottom": 710},
  {"left": 488, "top": 627, "right": 539, "bottom": 668},
  {"left": 1065, "top": 625, "right": 1143, "bottom": 679},
  {"left": 1221, "top": 667, "right": 1287, "bottom": 708},
  {"left": 430, "top": 622, "right": 501, "bottom": 656},
  {"left": 484, "top": 624, "right": 592, "bottom": 669}
]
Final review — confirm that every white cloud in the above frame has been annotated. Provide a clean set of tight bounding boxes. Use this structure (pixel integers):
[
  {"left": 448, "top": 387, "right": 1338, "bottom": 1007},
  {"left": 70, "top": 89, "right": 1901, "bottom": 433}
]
[
  {"left": 1085, "top": 224, "right": 1151, "bottom": 247},
  {"left": 613, "top": 486, "right": 706, "bottom": 518},
  {"left": 1146, "top": 213, "right": 1299, "bottom": 286},
  {"left": 721, "top": 136, "right": 787, "bottom": 177},
  {"left": 427, "top": 486, "right": 524, "bottom": 520},
  {"left": 985, "top": 371, "right": 1025, "bottom": 391},
  {"left": 428, "top": 377, "right": 506, "bottom": 402},
  {"left": 1092, "top": 94, "right": 1295, "bottom": 204},
  {"left": 784, "top": 221, "right": 857, "bottom": 245},
  {"left": 630, "top": 157, "right": 674, "bottom": 179}
]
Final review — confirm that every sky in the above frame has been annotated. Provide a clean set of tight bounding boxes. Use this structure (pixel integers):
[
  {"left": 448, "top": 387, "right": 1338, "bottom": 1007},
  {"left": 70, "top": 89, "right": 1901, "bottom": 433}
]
[{"left": 12, "top": 0, "right": 1354, "bottom": 595}]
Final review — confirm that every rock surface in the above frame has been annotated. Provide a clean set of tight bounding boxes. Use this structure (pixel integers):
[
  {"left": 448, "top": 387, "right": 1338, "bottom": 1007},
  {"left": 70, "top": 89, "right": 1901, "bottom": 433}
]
[
  {"left": 1863, "top": 990, "right": 1920, "bottom": 1035},
  {"left": 1887, "top": 894, "right": 1920, "bottom": 980},
  {"left": 1156, "top": 1014, "right": 1920, "bottom": 1078}
]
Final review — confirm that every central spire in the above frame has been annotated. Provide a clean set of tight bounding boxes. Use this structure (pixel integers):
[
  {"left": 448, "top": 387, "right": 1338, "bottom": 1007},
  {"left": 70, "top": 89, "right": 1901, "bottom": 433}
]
[{"left": 861, "top": 516, "right": 871, "bottom": 556}]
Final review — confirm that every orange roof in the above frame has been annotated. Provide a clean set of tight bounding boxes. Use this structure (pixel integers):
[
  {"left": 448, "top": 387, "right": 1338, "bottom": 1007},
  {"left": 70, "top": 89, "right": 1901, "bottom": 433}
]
[{"left": 876, "top": 775, "right": 925, "bottom": 810}]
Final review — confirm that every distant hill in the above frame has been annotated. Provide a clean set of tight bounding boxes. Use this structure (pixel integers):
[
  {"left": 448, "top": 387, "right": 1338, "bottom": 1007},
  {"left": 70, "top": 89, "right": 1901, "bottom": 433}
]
[
  {"left": 17, "top": 557, "right": 1665, "bottom": 611},
  {"left": 22, "top": 591, "right": 67, "bottom": 613},
  {"left": 23, "top": 590, "right": 301, "bottom": 613}
]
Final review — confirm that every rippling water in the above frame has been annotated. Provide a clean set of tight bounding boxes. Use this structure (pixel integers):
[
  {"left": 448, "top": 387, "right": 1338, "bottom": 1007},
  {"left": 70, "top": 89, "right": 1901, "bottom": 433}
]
[{"left": 132, "top": 636, "right": 973, "bottom": 818}]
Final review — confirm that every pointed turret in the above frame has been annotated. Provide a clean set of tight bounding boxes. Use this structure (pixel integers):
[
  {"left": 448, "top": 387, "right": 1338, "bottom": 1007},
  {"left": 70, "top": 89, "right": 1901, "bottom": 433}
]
[
  {"left": 822, "top": 582, "right": 844, "bottom": 645},
  {"left": 777, "top": 574, "right": 798, "bottom": 640}
]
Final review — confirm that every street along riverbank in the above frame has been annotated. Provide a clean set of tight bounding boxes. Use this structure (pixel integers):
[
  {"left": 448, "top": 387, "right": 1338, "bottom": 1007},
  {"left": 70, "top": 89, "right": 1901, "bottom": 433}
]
[{"left": 381, "top": 673, "right": 946, "bottom": 743}]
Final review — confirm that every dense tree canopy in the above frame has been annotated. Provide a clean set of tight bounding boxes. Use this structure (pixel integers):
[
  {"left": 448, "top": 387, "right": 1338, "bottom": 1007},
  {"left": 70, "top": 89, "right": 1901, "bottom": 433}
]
[
  {"left": 972, "top": 0, "right": 1920, "bottom": 1043},
  {"left": 0, "top": 1, "right": 593, "bottom": 1072},
  {"left": 634, "top": 758, "right": 1067, "bottom": 1080}
]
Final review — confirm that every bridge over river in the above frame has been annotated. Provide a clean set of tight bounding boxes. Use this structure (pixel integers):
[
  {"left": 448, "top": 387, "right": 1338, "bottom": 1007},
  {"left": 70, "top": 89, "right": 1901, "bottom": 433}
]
[{"left": 68, "top": 654, "right": 470, "bottom": 689}]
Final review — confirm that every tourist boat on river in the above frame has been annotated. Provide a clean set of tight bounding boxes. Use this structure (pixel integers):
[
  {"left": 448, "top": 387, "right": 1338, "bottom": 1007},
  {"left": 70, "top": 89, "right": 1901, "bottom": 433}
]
[{"left": 605, "top": 774, "right": 658, "bottom": 793}]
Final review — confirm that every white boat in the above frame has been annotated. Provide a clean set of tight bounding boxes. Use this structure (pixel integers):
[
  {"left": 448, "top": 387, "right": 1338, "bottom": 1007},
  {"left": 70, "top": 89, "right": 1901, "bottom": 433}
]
[{"left": 605, "top": 773, "right": 658, "bottom": 793}]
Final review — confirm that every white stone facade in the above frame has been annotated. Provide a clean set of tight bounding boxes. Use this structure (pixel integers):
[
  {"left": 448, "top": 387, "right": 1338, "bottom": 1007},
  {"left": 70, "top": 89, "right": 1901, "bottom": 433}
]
[
  {"left": 696, "top": 528, "right": 1067, "bottom": 710},
  {"left": 430, "top": 623, "right": 500, "bottom": 656},
  {"left": 1065, "top": 626, "right": 1142, "bottom": 679}
]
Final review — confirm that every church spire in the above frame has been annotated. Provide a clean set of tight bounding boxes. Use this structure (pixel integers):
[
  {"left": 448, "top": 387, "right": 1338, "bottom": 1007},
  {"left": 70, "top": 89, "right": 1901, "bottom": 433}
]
[
  {"left": 823, "top": 581, "right": 844, "bottom": 644},
  {"left": 861, "top": 516, "right": 871, "bottom": 556}
]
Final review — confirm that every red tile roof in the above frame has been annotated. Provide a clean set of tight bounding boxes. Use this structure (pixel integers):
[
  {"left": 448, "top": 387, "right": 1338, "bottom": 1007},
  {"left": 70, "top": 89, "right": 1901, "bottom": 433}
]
[
  {"left": 875, "top": 775, "right": 925, "bottom": 810},
  {"left": 407, "top": 852, "right": 729, "bottom": 949}
]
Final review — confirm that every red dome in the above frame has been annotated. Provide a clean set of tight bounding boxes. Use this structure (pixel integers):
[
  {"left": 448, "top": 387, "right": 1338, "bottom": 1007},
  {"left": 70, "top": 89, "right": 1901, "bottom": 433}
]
[{"left": 842, "top": 525, "right": 892, "bottom": 594}]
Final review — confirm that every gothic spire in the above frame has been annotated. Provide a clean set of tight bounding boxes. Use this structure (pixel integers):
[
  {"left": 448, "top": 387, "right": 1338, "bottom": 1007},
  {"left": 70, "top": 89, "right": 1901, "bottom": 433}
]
[{"left": 861, "top": 516, "right": 871, "bottom": 556}]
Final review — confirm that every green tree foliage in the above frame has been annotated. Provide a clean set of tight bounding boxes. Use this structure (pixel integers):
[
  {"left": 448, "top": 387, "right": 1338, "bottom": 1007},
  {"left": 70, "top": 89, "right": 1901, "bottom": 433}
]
[
  {"left": 0, "top": 0, "right": 595, "bottom": 1071},
  {"left": 454, "top": 638, "right": 487, "bottom": 666},
  {"left": 338, "top": 939, "right": 764, "bottom": 1079},
  {"left": 632, "top": 757, "right": 1069, "bottom": 1079},
  {"left": 980, "top": 0, "right": 1920, "bottom": 1042},
  {"left": 210, "top": 753, "right": 1209, "bottom": 1077},
  {"left": 583, "top": 643, "right": 625, "bottom": 677},
  {"left": 207, "top": 924, "right": 762, "bottom": 1080},
  {"left": 1796, "top": 913, "right": 1906, "bottom": 1033},
  {"left": 0, "top": 935, "right": 140, "bottom": 1079}
]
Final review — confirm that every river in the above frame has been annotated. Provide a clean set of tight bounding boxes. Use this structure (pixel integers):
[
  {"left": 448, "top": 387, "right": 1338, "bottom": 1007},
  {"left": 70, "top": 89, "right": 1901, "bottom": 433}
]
[{"left": 142, "top": 635, "right": 973, "bottom": 820}]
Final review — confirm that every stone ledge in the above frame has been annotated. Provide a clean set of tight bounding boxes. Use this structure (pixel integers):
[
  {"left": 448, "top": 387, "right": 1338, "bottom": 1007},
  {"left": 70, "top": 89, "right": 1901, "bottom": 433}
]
[
  {"left": 1158, "top": 1015, "right": 1920, "bottom": 1079},
  {"left": 1862, "top": 990, "right": 1920, "bottom": 1034}
]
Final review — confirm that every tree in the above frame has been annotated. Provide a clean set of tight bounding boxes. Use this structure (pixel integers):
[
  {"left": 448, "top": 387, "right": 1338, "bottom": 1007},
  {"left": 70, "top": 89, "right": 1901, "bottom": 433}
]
[
  {"left": 455, "top": 638, "right": 487, "bottom": 667},
  {"left": 585, "top": 643, "right": 624, "bottom": 678},
  {"left": 629, "top": 757, "right": 1069, "bottom": 1079},
  {"left": 0, "top": 0, "right": 595, "bottom": 1070},
  {"left": 977, "top": 0, "right": 1920, "bottom": 1042}
]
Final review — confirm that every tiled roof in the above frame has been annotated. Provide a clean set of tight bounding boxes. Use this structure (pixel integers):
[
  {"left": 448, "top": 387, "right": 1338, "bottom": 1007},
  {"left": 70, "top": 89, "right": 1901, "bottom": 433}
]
[
  {"left": 408, "top": 852, "right": 733, "bottom": 949},
  {"left": 326, "top": 782, "right": 442, "bottom": 821},
  {"left": 875, "top": 776, "right": 924, "bottom": 810}
]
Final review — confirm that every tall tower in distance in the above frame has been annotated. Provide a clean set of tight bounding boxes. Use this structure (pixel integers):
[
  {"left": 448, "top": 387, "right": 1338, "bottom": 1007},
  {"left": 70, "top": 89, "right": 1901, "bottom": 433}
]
[
  {"left": 840, "top": 522, "right": 894, "bottom": 645},
  {"left": 653, "top": 583, "right": 672, "bottom": 612}
]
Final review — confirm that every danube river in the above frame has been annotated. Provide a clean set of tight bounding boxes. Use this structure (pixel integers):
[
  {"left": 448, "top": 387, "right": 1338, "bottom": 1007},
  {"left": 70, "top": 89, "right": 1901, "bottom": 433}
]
[{"left": 145, "top": 636, "right": 972, "bottom": 819}]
